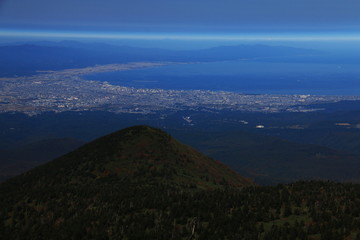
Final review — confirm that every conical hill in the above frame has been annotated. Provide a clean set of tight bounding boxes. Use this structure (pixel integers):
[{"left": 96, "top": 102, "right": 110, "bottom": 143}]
[{"left": 3, "top": 125, "right": 253, "bottom": 190}]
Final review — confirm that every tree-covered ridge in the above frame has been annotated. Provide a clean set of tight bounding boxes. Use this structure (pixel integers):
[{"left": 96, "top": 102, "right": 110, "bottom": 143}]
[
  {"left": 1, "top": 126, "right": 360, "bottom": 239},
  {"left": 1, "top": 181, "right": 360, "bottom": 239}
]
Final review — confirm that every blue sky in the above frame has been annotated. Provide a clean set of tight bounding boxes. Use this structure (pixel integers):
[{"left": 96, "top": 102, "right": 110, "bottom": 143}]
[{"left": 1, "top": 0, "right": 360, "bottom": 43}]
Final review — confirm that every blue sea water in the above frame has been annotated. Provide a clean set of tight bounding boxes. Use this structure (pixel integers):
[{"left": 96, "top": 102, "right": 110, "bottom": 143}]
[{"left": 84, "top": 61, "right": 360, "bottom": 95}]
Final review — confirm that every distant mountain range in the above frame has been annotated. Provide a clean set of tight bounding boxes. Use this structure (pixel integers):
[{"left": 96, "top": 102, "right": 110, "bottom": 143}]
[{"left": 0, "top": 41, "right": 318, "bottom": 77}]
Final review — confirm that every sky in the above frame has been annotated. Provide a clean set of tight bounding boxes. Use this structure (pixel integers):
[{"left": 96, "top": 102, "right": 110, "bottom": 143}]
[{"left": 1, "top": 0, "right": 360, "bottom": 44}]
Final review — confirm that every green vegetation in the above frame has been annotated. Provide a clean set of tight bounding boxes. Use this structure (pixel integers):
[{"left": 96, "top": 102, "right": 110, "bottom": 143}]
[
  {"left": 1, "top": 126, "right": 360, "bottom": 239},
  {"left": 1, "top": 181, "right": 360, "bottom": 239}
]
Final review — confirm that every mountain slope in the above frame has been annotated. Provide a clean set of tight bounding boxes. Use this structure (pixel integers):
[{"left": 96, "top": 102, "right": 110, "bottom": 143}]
[
  {"left": 1, "top": 126, "right": 360, "bottom": 239},
  {"left": 2, "top": 125, "right": 252, "bottom": 190}
]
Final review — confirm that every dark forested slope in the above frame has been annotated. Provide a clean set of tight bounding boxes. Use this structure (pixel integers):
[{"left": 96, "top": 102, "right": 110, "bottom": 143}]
[{"left": 1, "top": 126, "right": 360, "bottom": 239}]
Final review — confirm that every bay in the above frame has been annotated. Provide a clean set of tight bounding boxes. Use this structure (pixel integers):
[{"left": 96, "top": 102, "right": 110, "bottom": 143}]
[{"left": 84, "top": 60, "right": 360, "bottom": 95}]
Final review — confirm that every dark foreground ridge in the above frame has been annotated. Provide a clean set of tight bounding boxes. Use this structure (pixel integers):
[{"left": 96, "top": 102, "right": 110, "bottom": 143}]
[{"left": 1, "top": 126, "right": 360, "bottom": 239}]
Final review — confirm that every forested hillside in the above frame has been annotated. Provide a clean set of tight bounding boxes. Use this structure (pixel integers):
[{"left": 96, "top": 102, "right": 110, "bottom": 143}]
[{"left": 1, "top": 126, "right": 359, "bottom": 239}]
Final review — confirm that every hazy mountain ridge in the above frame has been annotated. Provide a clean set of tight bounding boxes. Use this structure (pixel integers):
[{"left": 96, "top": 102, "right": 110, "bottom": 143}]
[{"left": 0, "top": 41, "right": 319, "bottom": 77}]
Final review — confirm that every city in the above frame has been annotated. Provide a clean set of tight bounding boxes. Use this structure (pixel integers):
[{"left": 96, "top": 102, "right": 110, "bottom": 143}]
[{"left": 1, "top": 62, "right": 360, "bottom": 116}]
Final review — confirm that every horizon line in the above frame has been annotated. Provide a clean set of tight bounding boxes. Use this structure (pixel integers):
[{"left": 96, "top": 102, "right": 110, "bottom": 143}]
[{"left": 1, "top": 29, "right": 360, "bottom": 41}]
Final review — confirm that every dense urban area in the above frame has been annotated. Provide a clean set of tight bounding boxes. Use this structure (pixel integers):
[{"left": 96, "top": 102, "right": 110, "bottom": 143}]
[{"left": 1, "top": 62, "right": 360, "bottom": 116}]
